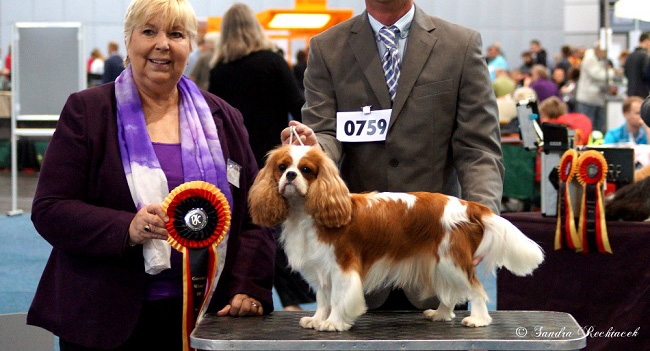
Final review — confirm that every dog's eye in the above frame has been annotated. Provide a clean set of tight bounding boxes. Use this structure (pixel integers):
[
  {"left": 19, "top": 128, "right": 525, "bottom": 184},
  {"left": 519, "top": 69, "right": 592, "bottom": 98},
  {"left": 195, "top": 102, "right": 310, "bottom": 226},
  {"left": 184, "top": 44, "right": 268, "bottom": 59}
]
[
  {"left": 300, "top": 167, "right": 313, "bottom": 175},
  {"left": 278, "top": 164, "right": 288, "bottom": 172}
]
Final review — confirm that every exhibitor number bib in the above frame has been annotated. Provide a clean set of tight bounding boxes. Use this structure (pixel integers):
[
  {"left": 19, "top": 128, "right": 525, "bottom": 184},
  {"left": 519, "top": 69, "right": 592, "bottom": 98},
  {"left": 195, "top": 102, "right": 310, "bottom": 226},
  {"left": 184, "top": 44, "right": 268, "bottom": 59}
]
[{"left": 336, "top": 108, "right": 391, "bottom": 142}]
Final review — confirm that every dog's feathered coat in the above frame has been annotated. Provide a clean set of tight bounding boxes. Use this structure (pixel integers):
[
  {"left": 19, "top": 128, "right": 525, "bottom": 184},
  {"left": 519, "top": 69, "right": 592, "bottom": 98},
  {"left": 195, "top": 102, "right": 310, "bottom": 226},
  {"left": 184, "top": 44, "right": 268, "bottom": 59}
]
[{"left": 249, "top": 145, "right": 543, "bottom": 331}]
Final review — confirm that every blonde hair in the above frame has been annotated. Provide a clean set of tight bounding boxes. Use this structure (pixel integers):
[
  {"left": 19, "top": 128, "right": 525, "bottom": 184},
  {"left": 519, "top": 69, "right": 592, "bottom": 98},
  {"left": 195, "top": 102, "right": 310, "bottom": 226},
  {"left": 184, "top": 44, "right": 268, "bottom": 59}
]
[
  {"left": 216, "top": 3, "right": 274, "bottom": 64},
  {"left": 123, "top": 0, "right": 198, "bottom": 66}
]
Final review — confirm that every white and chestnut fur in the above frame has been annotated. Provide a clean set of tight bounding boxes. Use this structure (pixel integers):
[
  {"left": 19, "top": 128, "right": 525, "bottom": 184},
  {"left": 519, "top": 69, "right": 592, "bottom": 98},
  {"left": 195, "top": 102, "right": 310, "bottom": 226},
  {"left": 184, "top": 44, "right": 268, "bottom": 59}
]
[{"left": 249, "top": 145, "right": 544, "bottom": 331}]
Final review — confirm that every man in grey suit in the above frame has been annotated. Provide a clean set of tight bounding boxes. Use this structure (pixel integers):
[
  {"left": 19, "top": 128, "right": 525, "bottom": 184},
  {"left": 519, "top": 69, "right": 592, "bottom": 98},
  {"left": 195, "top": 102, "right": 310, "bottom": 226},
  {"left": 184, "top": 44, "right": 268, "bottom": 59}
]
[{"left": 282, "top": 0, "right": 504, "bottom": 310}]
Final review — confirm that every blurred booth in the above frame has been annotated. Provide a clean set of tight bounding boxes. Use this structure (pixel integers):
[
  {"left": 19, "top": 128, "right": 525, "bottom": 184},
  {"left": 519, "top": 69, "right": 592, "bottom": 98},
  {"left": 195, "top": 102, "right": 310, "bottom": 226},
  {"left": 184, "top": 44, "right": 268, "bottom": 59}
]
[{"left": 205, "top": 0, "right": 353, "bottom": 65}]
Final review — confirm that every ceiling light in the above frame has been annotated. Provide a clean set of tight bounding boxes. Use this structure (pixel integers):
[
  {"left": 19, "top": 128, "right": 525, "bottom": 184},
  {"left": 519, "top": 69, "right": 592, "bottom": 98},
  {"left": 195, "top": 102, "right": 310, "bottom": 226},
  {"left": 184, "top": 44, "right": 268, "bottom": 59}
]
[{"left": 268, "top": 13, "right": 331, "bottom": 29}]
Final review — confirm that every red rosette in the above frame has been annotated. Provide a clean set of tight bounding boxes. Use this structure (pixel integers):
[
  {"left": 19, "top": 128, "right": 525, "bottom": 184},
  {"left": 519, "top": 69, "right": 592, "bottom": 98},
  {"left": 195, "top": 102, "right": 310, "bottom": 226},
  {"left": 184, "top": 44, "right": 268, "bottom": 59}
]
[
  {"left": 576, "top": 150, "right": 608, "bottom": 186},
  {"left": 559, "top": 149, "right": 579, "bottom": 182},
  {"left": 162, "top": 181, "right": 231, "bottom": 251}
]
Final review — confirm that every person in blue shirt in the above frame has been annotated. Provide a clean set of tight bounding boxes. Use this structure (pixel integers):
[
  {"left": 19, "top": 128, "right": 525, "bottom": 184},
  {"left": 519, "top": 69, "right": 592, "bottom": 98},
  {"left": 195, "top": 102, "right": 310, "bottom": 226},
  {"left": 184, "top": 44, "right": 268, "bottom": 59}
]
[
  {"left": 487, "top": 44, "right": 508, "bottom": 81},
  {"left": 604, "top": 96, "right": 647, "bottom": 144}
]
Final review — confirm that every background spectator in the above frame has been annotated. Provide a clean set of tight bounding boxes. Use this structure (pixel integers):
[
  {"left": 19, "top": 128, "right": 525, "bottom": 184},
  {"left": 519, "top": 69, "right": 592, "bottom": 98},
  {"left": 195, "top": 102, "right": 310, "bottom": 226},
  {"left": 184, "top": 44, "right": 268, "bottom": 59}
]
[
  {"left": 561, "top": 67, "right": 580, "bottom": 112},
  {"left": 528, "top": 64, "right": 561, "bottom": 103},
  {"left": 207, "top": 3, "right": 310, "bottom": 311},
  {"left": 530, "top": 39, "right": 548, "bottom": 66},
  {"left": 293, "top": 49, "right": 307, "bottom": 92},
  {"left": 624, "top": 31, "right": 650, "bottom": 98},
  {"left": 520, "top": 51, "right": 534, "bottom": 75},
  {"left": 102, "top": 41, "right": 124, "bottom": 83},
  {"left": 604, "top": 96, "right": 647, "bottom": 144},
  {"left": 3, "top": 45, "right": 11, "bottom": 88},
  {"left": 487, "top": 43, "right": 508, "bottom": 81},
  {"left": 576, "top": 43, "right": 613, "bottom": 132},
  {"left": 552, "top": 67, "right": 567, "bottom": 89},
  {"left": 189, "top": 31, "right": 220, "bottom": 90},
  {"left": 88, "top": 48, "right": 105, "bottom": 87},
  {"left": 539, "top": 96, "right": 592, "bottom": 145},
  {"left": 555, "top": 45, "right": 572, "bottom": 74}
]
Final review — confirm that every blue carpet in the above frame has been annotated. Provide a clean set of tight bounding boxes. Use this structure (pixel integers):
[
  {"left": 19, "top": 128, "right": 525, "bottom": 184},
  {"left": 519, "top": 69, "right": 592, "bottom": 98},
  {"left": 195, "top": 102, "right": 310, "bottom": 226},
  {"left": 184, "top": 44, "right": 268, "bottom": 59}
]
[{"left": 0, "top": 214, "right": 51, "bottom": 314}]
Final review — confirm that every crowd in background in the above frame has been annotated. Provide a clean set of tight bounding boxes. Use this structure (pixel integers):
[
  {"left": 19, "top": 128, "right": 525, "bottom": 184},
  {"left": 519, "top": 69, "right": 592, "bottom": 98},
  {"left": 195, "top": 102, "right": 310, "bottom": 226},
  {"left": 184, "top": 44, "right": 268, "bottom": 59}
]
[{"left": 487, "top": 34, "right": 650, "bottom": 147}]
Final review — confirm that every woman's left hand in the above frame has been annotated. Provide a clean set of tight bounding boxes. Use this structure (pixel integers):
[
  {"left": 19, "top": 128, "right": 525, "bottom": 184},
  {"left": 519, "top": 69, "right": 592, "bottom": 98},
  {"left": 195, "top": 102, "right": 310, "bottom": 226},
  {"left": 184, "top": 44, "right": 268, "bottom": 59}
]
[{"left": 217, "top": 294, "right": 263, "bottom": 316}]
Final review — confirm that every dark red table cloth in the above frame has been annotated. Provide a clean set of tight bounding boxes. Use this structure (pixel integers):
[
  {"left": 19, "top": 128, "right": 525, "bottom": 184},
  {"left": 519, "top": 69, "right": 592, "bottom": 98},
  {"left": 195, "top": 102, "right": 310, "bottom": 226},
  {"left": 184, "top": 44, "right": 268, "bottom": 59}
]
[{"left": 499, "top": 212, "right": 649, "bottom": 351}]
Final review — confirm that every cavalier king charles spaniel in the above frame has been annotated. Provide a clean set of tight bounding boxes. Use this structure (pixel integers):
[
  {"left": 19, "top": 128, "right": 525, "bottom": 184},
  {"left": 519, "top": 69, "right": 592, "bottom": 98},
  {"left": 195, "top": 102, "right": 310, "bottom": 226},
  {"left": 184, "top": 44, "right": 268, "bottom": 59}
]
[{"left": 249, "top": 145, "right": 544, "bottom": 331}]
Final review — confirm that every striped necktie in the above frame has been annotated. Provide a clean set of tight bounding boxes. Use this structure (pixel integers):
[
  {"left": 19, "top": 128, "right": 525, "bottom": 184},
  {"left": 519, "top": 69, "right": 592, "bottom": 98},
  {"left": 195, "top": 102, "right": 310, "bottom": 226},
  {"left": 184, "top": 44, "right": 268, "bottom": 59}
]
[{"left": 378, "top": 25, "right": 401, "bottom": 101}]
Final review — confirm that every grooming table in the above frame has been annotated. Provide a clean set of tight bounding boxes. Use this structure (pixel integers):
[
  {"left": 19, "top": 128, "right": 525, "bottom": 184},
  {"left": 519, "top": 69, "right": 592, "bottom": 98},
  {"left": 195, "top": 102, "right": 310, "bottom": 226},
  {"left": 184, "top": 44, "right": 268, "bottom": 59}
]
[{"left": 191, "top": 310, "right": 586, "bottom": 350}]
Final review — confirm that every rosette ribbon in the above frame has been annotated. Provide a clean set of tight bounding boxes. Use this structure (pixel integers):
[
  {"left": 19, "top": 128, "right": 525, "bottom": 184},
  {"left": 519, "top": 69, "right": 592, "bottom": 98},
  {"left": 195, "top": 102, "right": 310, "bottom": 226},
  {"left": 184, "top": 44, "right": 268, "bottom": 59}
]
[
  {"left": 555, "top": 149, "right": 582, "bottom": 251},
  {"left": 576, "top": 151, "right": 612, "bottom": 254},
  {"left": 162, "top": 181, "right": 231, "bottom": 351}
]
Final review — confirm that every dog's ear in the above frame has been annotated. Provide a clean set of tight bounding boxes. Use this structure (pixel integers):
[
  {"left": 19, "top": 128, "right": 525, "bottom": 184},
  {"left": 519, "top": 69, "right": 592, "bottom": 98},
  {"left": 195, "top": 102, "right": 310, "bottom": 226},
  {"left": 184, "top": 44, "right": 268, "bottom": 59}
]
[
  {"left": 248, "top": 151, "right": 288, "bottom": 227},
  {"left": 305, "top": 152, "right": 352, "bottom": 228}
]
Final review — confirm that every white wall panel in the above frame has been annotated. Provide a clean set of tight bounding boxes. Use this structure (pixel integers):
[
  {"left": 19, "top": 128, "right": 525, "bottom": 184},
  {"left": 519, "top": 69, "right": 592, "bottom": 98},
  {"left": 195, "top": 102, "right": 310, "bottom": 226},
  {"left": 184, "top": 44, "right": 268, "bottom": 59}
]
[
  {"left": 93, "top": 0, "right": 128, "bottom": 23},
  {"left": 1, "top": 1, "right": 33, "bottom": 23},
  {"left": 33, "top": 0, "right": 64, "bottom": 22},
  {"left": 62, "top": 0, "right": 94, "bottom": 23},
  {"left": 565, "top": 3, "right": 599, "bottom": 33}
]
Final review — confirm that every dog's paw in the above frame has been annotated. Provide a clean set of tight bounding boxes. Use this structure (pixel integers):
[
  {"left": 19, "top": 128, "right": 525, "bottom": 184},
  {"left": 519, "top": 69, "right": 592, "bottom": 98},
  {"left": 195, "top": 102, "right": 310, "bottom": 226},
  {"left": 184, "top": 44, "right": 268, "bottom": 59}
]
[
  {"left": 317, "top": 319, "right": 352, "bottom": 332},
  {"left": 461, "top": 316, "right": 492, "bottom": 327},
  {"left": 299, "top": 316, "right": 321, "bottom": 329},
  {"left": 423, "top": 309, "right": 455, "bottom": 321}
]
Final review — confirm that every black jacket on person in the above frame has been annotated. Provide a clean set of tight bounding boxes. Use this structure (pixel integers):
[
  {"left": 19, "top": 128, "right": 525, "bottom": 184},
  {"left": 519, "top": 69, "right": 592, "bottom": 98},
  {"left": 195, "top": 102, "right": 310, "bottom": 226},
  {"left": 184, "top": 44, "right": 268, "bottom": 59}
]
[
  {"left": 625, "top": 47, "right": 650, "bottom": 98},
  {"left": 209, "top": 50, "right": 304, "bottom": 168},
  {"left": 102, "top": 54, "right": 125, "bottom": 84}
]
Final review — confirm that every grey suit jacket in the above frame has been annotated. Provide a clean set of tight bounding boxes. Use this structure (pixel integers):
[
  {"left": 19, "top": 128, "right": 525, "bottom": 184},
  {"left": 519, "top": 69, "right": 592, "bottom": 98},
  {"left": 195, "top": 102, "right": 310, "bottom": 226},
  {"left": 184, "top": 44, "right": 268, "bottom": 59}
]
[{"left": 302, "top": 6, "right": 504, "bottom": 309}]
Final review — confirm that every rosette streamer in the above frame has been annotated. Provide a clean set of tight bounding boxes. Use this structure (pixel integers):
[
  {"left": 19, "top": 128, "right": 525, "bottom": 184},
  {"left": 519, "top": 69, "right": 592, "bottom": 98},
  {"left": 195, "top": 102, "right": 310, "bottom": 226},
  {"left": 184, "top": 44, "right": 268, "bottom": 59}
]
[
  {"left": 555, "top": 149, "right": 582, "bottom": 251},
  {"left": 576, "top": 151, "right": 612, "bottom": 254},
  {"left": 162, "top": 181, "right": 231, "bottom": 351}
]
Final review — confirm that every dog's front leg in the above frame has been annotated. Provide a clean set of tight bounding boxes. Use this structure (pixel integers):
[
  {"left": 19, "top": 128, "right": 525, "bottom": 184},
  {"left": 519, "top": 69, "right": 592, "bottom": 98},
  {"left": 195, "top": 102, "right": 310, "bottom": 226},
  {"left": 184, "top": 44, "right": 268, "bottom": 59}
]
[
  {"left": 318, "top": 269, "right": 366, "bottom": 332},
  {"left": 299, "top": 281, "right": 331, "bottom": 330}
]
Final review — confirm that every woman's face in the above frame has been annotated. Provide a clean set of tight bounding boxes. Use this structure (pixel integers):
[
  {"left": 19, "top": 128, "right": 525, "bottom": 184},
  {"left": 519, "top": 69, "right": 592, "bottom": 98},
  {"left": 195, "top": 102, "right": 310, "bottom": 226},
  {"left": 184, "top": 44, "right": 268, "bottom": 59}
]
[{"left": 127, "top": 17, "right": 191, "bottom": 91}]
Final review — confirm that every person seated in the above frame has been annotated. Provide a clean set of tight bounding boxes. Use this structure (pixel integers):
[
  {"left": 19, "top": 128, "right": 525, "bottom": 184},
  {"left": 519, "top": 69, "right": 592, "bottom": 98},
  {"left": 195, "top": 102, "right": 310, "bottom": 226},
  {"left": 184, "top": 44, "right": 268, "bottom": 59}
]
[
  {"left": 493, "top": 69, "right": 517, "bottom": 125},
  {"left": 604, "top": 96, "right": 647, "bottom": 145},
  {"left": 539, "top": 96, "right": 592, "bottom": 145}
]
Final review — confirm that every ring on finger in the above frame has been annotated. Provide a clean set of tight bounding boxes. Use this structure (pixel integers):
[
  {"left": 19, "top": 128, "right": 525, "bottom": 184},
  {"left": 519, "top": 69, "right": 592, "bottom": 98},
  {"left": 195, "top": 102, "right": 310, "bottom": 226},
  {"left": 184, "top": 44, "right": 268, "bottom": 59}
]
[
  {"left": 144, "top": 224, "right": 152, "bottom": 232},
  {"left": 251, "top": 301, "right": 258, "bottom": 307}
]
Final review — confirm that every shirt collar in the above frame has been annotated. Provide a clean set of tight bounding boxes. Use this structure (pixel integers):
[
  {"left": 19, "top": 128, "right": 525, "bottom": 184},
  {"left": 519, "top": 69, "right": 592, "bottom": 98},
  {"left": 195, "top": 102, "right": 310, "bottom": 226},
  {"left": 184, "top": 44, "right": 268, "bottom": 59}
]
[{"left": 368, "top": 4, "right": 415, "bottom": 40}]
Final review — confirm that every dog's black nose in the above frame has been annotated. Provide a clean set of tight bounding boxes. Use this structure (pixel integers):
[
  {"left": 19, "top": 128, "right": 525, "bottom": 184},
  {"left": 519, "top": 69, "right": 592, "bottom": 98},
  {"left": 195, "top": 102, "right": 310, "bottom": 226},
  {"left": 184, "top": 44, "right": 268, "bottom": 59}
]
[{"left": 286, "top": 171, "right": 297, "bottom": 181}]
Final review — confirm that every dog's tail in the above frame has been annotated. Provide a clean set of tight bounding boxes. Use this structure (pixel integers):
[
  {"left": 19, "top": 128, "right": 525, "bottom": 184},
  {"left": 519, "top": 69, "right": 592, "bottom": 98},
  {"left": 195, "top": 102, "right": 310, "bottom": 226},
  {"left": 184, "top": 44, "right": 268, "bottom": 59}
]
[{"left": 475, "top": 214, "right": 544, "bottom": 276}]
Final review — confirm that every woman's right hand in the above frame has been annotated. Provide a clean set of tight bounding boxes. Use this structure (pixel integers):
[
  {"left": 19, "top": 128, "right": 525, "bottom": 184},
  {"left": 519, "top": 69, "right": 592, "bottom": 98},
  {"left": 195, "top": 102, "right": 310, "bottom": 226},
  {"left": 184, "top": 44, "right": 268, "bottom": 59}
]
[
  {"left": 128, "top": 204, "right": 170, "bottom": 246},
  {"left": 281, "top": 120, "right": 320, "bottom": 147}
]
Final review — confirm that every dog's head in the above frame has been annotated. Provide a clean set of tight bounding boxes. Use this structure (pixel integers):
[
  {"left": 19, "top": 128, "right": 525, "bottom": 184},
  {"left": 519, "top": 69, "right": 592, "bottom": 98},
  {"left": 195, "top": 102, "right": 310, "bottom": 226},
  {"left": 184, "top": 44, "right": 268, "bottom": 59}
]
[{"left": 248, "top": 145, "right": 352, "bottom": 228}]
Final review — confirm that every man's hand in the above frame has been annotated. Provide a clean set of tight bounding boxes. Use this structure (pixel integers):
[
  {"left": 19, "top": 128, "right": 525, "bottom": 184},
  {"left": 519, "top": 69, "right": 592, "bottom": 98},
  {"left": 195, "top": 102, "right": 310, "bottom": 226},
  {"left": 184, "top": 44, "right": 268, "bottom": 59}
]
[{"left": 281, "top": 120, "right": 320, "bottom": 148}]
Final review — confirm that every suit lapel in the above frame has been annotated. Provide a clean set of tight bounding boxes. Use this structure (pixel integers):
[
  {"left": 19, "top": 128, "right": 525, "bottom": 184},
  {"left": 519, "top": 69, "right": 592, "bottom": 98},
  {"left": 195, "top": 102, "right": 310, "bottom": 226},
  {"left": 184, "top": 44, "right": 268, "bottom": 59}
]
[
  {"left": 349, "top": 12, "right": 392, "bottom": 110},
  {"left": 389, "top": 7, "right": 437, "bottom": 129}
]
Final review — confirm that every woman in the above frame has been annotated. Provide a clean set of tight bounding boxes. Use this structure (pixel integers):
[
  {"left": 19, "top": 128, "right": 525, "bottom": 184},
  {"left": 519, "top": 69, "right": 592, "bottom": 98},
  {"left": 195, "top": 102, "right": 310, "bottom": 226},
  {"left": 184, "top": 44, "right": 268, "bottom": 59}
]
[
  {"left": 208, "top": 3, "right": 304, "bottom": 168},
  {"left": 88, "top": 48, "right": 105, "bottom": 86},
  {"left": 27, "top": 1, "right": 275, "bottom": 350},
  {"left": 208, "top": 3, "right": 311, "bottom": 312}
]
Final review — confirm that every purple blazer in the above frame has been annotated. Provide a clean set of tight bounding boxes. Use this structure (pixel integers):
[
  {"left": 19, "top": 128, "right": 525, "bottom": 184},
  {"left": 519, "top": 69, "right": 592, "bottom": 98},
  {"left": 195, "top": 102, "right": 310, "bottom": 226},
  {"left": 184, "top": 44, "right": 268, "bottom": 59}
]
[{"left": 27, "top": 83, "right": 275, "bottom": 349}]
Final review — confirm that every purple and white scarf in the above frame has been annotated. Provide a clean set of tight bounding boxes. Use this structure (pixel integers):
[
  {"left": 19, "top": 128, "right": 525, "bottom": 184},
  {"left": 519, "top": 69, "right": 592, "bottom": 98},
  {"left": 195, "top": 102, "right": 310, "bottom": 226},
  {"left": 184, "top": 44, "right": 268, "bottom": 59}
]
[{"left": 115, "top": 66, "right": 233, "bottom": 276}]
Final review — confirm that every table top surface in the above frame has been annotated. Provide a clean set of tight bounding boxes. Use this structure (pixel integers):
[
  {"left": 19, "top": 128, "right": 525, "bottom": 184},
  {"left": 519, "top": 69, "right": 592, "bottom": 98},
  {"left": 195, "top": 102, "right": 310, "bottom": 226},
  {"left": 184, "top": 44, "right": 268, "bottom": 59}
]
[{"left": 191, "top": 310, "right": 586, "bottom": 350}]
